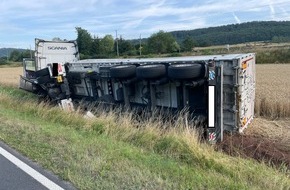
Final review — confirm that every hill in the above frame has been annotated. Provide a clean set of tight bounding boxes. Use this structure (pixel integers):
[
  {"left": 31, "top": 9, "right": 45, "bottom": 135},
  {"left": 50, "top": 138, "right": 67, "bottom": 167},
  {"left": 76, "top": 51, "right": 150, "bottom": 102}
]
[
  {"left": 0, "top": 48, "right": 26, "bottom": 58},
  {"left": 170, "top": 21, "right": 290, "bottom": 46},
  {"left": 130, "top": 21, "right": 290, "bottom": 47}
]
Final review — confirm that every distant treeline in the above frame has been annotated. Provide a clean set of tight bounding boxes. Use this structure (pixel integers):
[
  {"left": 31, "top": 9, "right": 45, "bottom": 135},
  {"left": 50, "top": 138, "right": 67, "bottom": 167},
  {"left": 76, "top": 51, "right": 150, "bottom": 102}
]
[
  {"left": 170, "top": 21, "right": 290, "bottom": 46},
  {"left": 0, "top": 49, "right": 31, "bottom": 64}
]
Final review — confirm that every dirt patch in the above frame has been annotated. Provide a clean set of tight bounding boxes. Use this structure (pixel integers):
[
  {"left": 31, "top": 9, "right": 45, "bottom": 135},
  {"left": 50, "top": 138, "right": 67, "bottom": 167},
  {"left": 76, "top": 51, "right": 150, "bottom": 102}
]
[{"left": 217, "top": 133, "right": 290, "bottom": 169}]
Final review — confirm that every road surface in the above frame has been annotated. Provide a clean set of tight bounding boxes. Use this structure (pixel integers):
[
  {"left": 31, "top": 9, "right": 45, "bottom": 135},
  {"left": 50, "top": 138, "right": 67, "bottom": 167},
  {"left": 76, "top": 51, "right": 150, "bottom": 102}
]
[{"left": 0, "top": 141, "right": 76, "bottom": 190}]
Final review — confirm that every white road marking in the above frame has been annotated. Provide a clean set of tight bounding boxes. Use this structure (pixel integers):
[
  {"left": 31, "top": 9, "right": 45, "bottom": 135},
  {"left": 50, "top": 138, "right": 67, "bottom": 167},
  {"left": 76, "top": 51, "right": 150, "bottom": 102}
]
[{"left": 0, "top": 146, "right": 64, "bottom": 190}]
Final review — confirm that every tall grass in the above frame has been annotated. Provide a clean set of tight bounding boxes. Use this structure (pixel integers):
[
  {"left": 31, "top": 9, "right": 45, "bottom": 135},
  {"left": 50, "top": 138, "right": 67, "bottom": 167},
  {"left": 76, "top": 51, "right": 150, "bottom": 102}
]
[{"left": 0, "top": 89, "right": 203, "bottom": 165}]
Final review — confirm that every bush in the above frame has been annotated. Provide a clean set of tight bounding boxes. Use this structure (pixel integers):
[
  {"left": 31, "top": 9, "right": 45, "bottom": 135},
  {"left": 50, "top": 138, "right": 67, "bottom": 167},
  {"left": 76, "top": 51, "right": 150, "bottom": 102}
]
[{"left": 0, "top": 57, "right": 8, "bottom": 65}]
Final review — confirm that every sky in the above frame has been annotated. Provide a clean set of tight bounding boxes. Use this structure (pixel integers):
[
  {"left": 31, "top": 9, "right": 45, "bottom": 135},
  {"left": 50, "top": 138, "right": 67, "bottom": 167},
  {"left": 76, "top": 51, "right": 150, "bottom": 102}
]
[{"left": 1, "top": 0, "right": 290, "bottom": 49}]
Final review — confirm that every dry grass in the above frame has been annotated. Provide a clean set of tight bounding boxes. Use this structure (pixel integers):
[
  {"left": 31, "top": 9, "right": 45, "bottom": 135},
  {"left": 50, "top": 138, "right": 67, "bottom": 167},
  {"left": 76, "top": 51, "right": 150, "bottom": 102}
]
[
  {"left": 0, "top": 67, "right": 22, "bottom": 87},
  {"left": 255, "top": 64, "right": 290, "bottom": 119}
]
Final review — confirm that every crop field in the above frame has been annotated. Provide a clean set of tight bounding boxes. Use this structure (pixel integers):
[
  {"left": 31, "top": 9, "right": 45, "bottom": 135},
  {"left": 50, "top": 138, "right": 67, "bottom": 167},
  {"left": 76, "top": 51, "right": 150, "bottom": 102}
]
[
  {"left": 0, "top": 67, "right": 22, "bottom": 87},
  {"left": 255, "top": 64, "right": 290, "bottom": 118}
]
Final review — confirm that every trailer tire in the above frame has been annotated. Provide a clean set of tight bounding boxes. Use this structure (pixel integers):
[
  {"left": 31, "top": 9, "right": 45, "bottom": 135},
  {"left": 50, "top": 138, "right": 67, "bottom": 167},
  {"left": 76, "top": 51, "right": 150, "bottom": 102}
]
[
  {"left": 136, "top": 64, "right": 166, "bottom": 79},
  {"left": 168, "top": 64, "right": 204, "bottom": 80},
  {"left": 110, "top": 65, "right": 136, "bottom": 79}
]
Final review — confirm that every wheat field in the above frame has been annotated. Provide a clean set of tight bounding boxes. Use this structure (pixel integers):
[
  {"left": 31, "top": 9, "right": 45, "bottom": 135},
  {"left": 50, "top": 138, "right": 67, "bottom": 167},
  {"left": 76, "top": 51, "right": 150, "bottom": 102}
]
[
  {"left": 0, "top": 67, "right": 22, "bottom": 87},
  {"left": 255, "top": 64, "right": 290, "bottom": 118}
]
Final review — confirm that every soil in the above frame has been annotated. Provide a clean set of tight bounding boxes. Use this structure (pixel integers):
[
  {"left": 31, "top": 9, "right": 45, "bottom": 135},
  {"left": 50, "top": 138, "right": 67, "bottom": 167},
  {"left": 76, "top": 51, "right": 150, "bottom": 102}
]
[{"left": 217, "top": 133, "right": 290, "bottom": 170}]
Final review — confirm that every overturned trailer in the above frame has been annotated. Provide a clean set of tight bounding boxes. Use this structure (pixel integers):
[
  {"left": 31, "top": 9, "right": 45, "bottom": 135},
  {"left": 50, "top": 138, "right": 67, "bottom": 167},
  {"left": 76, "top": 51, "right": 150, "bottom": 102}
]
[{"left": 20, "top": 39, "right": 255, "bottom": 142}]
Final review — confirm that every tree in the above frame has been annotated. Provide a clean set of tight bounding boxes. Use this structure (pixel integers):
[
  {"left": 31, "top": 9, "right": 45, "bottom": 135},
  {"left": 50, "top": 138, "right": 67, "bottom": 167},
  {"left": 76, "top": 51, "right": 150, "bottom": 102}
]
[
  {"left": 91, "top": 36, "right": 100, "bottom": 55},
  {"left": 22, "top": 50, "right": 32, "bottom": 59},
  {"left": 75, "top": 27, "right": 93, "bottom": 56},
  {"left": 182, "top": 36, "right": 195, "bottom": 51},
  {"left": 8, "top": 49, "right": 32, "bottom": 62},
  {"left": 9, "top": 50, "right": 21, "bottom": 62},
  {"left": 147, "top": 30, "right": 179, "bottom": 54},
  {"left": 171, "top": 41, "right": 180, "bottom": 52},
  {"left": 99, "top": 35, "right": 114, "bottom": 55},
  {"left": 118, "top": 37, "right": 136, "bottom": 56}
]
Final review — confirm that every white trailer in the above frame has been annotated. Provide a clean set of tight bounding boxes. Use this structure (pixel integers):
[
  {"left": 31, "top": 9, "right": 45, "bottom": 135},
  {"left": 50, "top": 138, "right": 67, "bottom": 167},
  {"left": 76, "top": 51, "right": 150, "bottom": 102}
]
[{"left": 19, "top": 39, "right": 255, "bottom": 142}]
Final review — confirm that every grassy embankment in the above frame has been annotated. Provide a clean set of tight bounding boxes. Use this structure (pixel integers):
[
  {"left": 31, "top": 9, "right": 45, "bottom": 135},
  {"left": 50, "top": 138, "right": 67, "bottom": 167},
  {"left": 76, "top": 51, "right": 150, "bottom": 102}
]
[{"left": 0, "top": 85, "right": 289, "bottom": 189}]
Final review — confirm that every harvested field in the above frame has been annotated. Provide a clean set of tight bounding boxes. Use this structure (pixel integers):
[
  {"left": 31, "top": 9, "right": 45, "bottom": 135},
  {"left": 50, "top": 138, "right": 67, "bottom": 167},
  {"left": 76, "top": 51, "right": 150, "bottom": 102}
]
[{"left": 0, "top": 67, "right": 22, "bottom": 87}]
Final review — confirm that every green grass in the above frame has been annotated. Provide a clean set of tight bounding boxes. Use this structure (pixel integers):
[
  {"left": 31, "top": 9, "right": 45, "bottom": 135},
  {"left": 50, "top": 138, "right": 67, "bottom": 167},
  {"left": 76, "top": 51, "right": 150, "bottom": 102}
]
[
  {"left": 0, "top": 85, "right": 289, "bottom": 189},
  {"left": 0, "top": 61, "right": 22, "bottom": 67}
]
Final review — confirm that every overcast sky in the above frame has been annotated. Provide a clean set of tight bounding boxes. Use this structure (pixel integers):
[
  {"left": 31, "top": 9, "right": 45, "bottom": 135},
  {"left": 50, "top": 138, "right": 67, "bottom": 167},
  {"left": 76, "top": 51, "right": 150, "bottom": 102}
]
[{"left": 1, "top": 0, "right": 290, "bottom": 49}]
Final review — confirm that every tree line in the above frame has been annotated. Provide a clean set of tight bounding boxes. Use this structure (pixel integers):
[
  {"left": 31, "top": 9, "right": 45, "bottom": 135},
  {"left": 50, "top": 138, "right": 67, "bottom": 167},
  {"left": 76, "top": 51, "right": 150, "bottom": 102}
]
[
  {"left": 76, "top": 27, "right": 194, "bottom": 59},
  {"left": 0, "top": 49, "right": 31, "bottom": 64}
]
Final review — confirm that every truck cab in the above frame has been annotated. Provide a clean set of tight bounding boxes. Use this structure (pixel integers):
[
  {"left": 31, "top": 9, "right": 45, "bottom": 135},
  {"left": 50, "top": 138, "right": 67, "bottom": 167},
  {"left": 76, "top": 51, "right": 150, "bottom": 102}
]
[{"left": 20, "top": 38, "right": 79, "bottom": 92}]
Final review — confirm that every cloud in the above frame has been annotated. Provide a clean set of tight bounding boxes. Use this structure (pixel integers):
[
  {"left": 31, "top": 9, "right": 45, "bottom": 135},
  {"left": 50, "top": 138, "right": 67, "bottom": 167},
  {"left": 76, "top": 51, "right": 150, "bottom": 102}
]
[
  {"left": 233, "top": 12, "right": 241, "bottom": 24},
  {"left": 268, "top": 0, "right": 276, "bottom": 20},
  {"left": 1, "top": 0, "right": 290, "bottom": 48}
]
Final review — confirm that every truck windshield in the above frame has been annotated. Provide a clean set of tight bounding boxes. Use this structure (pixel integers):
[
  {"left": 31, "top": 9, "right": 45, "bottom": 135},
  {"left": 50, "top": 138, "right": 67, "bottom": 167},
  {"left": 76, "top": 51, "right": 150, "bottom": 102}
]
[{"left": 24, "top": 59, "right": 36, "bottom": 71}]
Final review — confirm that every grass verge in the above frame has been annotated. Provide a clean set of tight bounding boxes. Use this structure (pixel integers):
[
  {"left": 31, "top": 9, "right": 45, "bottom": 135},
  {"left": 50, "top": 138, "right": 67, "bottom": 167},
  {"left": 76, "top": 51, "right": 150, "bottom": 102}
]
[{"left": 0, "top": 85, "right": 289, "bottom": 189}]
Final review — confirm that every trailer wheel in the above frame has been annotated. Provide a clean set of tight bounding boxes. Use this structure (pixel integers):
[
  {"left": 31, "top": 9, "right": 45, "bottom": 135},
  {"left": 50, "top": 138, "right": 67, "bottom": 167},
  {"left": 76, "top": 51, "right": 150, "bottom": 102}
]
[
  {"left": 136, "top": 64, "right": 166, "bottom": 79},
  {"left": 110, "top": 65, "right": 136, "bottom": 79},
  {"left": 168, "top": 64, "right": 204, "bottom": 80}
]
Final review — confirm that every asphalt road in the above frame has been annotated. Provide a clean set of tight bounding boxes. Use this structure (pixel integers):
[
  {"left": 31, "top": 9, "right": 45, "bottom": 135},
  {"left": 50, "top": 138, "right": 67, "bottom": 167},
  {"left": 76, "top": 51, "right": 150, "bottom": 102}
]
[{"left": 0, "top": 141, "right": 76, "bottom": 190}]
